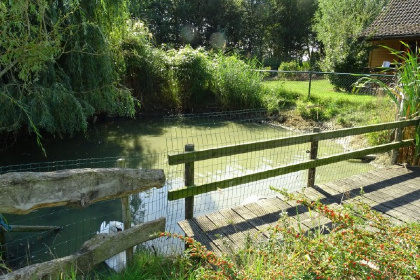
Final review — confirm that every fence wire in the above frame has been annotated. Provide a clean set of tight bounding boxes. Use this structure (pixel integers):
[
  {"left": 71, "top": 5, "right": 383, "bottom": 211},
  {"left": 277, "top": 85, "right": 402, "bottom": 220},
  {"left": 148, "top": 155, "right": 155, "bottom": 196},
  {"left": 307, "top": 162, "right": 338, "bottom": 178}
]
[
  {"left": 262, "top": 70, "right": 396, "bottom": 97},
  {"left": 0, "top": 107, "right": 397, "bottom": 274}
]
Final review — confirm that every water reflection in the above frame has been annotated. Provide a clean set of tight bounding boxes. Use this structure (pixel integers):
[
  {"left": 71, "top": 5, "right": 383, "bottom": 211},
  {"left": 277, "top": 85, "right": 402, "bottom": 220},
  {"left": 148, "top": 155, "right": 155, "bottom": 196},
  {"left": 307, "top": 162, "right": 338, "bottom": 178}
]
[{"left": 1, "top": 115, "right": 374, "bottom": 269}]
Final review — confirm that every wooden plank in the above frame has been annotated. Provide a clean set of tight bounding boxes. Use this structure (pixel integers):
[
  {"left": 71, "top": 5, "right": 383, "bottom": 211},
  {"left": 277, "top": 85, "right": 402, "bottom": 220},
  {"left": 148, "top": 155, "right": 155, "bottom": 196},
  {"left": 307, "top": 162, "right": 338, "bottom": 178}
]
[
  {"left": 217, "top": 208, "right": 265, "bottom": 244},
  {"left": 192, "top": 215, "right": 235, "bottom": 255},
  {"left": 178, "top": 219, "right": 222, "bottom": 255},
  {"left": 0, "top": 168, "right": 165, "bottom": 214},
  {"left": 204, "top": 209, "right": 260, "bottom": 251},
  {"left": 268, "top": 197, "right": 332, "bottom": 232},
  {"left": 168, "top": 119, "right": 419, "bottom": 165},
  {"left": 243, "top": 199, "right": 288, "bottom": 226},
  {"left": 360, "top": 185, "right": 420, "bottom": 218},
  {"left": 168, "top": 140, "right": 414, "bottom": 200},
  {"left": 2, "top": 218, "right": 166, "bottom": 280},
  {"left": 231, "top": 205, "right": 273, "bottom": 237},
  {"left": 177, "top": 167, "right": 420, "bottom": 256},
  {"left": 1, "top": 225, "right": 61, "bottom": 232}
]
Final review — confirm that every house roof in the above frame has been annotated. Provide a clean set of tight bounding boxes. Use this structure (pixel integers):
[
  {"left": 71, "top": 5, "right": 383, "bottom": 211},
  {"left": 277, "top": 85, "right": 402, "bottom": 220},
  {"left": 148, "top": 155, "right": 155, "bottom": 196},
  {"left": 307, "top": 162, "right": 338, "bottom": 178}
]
[{"left": 362, "top": 0, "right": 420, "bottom": 40}]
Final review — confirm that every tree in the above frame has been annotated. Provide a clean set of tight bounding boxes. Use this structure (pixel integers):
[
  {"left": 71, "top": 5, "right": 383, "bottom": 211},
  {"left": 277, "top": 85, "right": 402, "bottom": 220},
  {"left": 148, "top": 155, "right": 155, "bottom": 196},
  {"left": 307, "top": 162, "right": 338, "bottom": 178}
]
[
  {"left": 313, "top": 0, "right": 388, "bottom": 72},
  {"left": 264, "top": 0, "right": 317, "bottom": 68},
  {"left": 131, "top": 0, "right": 317, "bottom": 66},
  {"left": 0, "top": 0, "right": 136, "bottom": 142}
]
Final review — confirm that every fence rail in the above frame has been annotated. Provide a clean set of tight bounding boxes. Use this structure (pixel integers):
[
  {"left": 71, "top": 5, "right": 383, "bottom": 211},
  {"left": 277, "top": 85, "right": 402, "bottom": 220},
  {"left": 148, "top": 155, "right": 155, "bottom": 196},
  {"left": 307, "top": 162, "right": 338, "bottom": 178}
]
[
  {"left": 0, "top": 164, "right": 166, "bottom": 277},
  {"left": 167, "top": 119, "right": 420, "bottom": 217}
]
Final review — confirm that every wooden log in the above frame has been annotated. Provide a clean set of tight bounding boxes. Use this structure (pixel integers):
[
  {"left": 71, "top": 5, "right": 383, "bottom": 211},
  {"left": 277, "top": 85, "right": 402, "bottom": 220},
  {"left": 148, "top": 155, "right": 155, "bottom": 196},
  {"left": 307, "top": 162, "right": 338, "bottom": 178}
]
[
  {"left": 0, "top": 217, "right": 166, "bottom": 280},
  {"left": 0, "top": 168, "right": 165, "bottom": 214}
]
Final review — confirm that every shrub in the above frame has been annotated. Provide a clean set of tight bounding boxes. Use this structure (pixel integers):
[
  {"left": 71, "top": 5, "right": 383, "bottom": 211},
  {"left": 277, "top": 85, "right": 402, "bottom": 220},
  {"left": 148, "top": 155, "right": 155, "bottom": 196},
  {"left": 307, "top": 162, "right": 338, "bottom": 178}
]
[
  {"left": 166, "top": 46, "right": 213, "bottom": 111},
  {"left": 278, "top": 61, "right": 301, "bottom": 80},
  {"left": 121, "top": 29, "right": 175, "bottom": 112},
  {"left": 210, "top": 53, "right": 265, "bottom": 110},
  {"left": 297, "top": 99, "right": 338, "bottom": 121}
]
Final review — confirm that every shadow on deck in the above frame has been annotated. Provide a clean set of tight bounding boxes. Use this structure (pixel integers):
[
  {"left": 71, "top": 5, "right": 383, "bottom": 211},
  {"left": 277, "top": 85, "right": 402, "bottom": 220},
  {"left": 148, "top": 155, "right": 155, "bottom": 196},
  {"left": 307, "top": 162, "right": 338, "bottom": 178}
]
[{"left": 178, "top": 165, "right": 420, "bottom": 255}]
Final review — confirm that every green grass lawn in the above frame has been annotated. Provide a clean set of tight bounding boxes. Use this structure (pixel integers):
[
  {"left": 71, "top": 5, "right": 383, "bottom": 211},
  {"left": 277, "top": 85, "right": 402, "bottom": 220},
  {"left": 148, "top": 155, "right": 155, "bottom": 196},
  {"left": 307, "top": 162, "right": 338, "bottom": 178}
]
[
  {"left": 264, "top": 79, "right": 381, "bottom": 105},
  {"left": 262, "top": 79, "right": 397, "bottom": 129}
]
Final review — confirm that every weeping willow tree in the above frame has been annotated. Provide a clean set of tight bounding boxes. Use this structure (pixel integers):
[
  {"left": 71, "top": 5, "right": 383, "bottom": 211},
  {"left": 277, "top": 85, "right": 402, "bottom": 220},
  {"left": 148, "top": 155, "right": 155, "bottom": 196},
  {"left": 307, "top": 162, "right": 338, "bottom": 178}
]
[{"left": 0, "top": 0, "right": 136, "bottom": 145}]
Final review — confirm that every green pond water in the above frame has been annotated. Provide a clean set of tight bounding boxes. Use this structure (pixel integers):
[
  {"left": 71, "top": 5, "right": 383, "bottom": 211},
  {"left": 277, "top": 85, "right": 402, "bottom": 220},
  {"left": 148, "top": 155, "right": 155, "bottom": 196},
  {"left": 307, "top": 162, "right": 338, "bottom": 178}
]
[{"left": 1, "top": 115, "right": 374, "bottom": 269}]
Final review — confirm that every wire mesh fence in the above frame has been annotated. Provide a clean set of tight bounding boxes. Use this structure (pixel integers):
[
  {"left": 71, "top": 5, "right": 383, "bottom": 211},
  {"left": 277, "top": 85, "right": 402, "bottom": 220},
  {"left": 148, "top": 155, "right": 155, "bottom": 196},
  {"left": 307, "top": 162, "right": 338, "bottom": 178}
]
[
  {"left": 0, "top": 108, "right": 399, "bottom": 274},
  {"left": 261, "top": 70, "right": 396, "bottom": 98}
]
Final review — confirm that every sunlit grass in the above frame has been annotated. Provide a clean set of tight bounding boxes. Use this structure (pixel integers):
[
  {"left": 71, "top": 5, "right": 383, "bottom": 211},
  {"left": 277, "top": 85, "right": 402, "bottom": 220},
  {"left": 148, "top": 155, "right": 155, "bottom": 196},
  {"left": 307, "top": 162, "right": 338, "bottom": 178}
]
[
  {"left": 264, "top": 79, "right": 381, "bottom": 104},
  {"left": 262, "top": 79, "right": 397, "bottom": 130}
]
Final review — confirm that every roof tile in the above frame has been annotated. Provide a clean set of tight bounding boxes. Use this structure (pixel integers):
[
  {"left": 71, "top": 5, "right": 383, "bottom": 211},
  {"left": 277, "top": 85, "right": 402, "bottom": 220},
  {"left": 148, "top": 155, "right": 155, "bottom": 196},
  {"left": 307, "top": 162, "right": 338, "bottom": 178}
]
[{"left": 363, "top": 0, "right": 420, "bottom": 39}]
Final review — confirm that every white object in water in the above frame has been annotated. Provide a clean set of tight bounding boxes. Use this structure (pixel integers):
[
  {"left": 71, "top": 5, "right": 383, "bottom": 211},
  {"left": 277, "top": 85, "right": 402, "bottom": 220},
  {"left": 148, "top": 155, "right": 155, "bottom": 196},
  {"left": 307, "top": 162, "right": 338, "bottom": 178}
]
[
  {"left": 241, "top": 195, "right": 266, "bottom": 205},
  {"left": 98, "top": 221, "right": 126, "bottom": 272}
]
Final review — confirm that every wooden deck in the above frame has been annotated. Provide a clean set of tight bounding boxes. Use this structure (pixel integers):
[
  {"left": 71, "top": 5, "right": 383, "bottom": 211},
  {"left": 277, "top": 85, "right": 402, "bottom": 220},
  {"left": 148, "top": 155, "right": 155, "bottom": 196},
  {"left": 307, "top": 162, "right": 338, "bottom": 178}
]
[{"left": 178, "top": 165, "right": 420, "bottom": 255}]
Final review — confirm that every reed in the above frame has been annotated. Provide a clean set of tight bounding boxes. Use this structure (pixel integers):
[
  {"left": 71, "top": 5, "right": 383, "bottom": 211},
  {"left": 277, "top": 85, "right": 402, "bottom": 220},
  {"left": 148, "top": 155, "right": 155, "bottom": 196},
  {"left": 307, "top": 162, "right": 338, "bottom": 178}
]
[{"left": 355, "top": 43, "right": 420, "bottom": 164}]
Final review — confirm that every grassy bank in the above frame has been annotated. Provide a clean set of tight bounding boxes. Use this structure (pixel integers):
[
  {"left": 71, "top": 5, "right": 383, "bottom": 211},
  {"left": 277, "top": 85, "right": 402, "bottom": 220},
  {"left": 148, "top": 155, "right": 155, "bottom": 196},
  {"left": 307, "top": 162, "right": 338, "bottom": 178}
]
[
  {"left": 263, "top": 79, "right": 396, "bottom": 127},
  {"left": 262, "top": 79, "right": 397, "bottom": 148}
]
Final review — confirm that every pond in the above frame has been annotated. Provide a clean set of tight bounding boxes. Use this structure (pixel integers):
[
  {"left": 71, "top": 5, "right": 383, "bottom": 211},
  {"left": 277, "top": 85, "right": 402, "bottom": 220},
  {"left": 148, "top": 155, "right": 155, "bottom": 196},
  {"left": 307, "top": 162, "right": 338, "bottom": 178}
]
[{"left": 1, "top": 112, "right": 374, "bottom": 270}]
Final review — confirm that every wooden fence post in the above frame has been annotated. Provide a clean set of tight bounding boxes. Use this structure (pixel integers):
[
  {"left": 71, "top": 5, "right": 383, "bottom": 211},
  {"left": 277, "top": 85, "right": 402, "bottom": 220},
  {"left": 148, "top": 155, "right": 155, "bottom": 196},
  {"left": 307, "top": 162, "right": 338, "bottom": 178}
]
[
  {"left": 391, "top": 116, "right": 404, "bottom": 165},
  {"left": 117, "top": 158, "right": 133, "bottom": 264},
  {"left": 307, "top": 127, "right": 320, "bottom": 188},
  {"left": 184, "top": 144, "right": 195, "bottom": 220},
  {"left": 307, "top": 71, "right": 313, "bottom": 99}
]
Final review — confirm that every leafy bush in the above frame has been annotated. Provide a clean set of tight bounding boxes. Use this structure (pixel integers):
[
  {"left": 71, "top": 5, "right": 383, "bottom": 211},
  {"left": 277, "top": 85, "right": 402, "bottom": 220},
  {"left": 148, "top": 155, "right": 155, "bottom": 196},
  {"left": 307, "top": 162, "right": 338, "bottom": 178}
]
[
  {"left": 297, "top": 99, "right": 338, "bottom": 121},
  {"left": 167, "top": 46, "right": 213, "bottom": 111},
  {"left": 122, "top": 41, "right": 267, "bottom": 112},
  {"left": 1, "top": 3, "right": 136, "bottom": 139},
  {"left": 327, "top": 56, "right": 369, "bottom": 92},
  {"left": 210, "top": 53, "right": 265, "bottom": 110},
  {"left": 262, "top": 85, "right": 300, "bottom": 114},
  {"left": 122, "top": 34, "right": 175, "bottom": 111},
  {"left": 278, "top": 61, "right": 301, "bottom": 80}
]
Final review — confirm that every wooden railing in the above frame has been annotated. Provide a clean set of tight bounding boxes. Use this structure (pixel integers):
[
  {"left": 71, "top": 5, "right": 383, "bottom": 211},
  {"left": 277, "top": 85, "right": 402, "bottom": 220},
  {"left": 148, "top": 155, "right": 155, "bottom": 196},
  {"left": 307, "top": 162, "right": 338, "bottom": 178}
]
[
  {"left": 0, "top": 164, "right": 166, "bottom": 280},
  {"left": 167, "top": 119, "right": 420, "bottom": 219}
]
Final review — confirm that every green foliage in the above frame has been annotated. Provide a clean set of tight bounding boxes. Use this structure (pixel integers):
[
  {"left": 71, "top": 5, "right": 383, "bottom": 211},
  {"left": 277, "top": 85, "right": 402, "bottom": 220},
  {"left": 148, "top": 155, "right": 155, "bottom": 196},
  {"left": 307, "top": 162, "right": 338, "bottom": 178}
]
[
  {"left": 297, "top": 99, "right": 338, "bottom": 121},
  {"left": 121, "top": 37, "right": 267, "bottom": 112},
  {"left": 121, "top": 21, "right": 174, "bottom": 111},
  {"left": 167, "top": 46, "right": 213, "bottom": 110},
  {"left": 355, "top": 44, "right": 420, "bottom": 162},
  {"left": 210, "top": 54, "right": 265, "bottom": 110},
  {"left": 262, "top": 85, "right": 300, "bottom": 114},
  {"left": 0, "top": 0, "right": 136, "bottom": 139},
  {"left": 314, "top": 0, "right": 388, "bottom": 73},
  {"left": 278, "top": 61, "right": 308, "bottom": 80},
  {"left": 130, "top": 0, "right": 317, "bottom": 64},
  {"left": 263, "top": 78, "right": 395, "bottom": 127}
]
